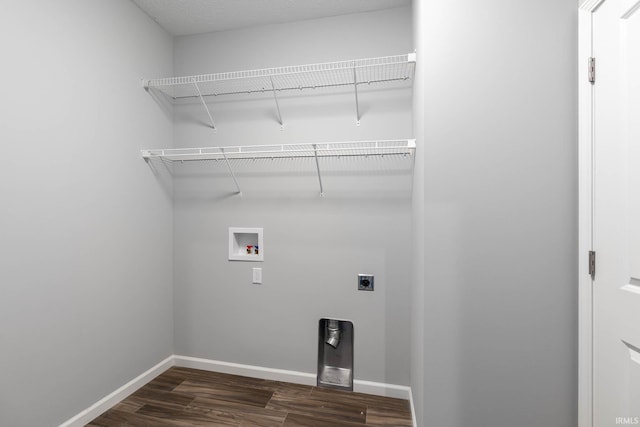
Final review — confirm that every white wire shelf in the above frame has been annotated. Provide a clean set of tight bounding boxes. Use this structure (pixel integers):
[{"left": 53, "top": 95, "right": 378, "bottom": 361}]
[
  {"left": 142, "top": 139, "right": 416, "bottom": 196},
  {"left": 143, "top": 54, "right": 416, "bottom": 100},
  {"left": 141, "top": 139, "right": 416, "bottom": 162},
  {"left": 143, "top": 53, "right": 415, "bottom": 129}
]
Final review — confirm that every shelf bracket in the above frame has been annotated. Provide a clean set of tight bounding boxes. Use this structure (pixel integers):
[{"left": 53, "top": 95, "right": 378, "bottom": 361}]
[
  {"left": 269, "top": 76, "right": 284, "bottom": 130},
  {"left": 192, "top": 78, "right": 217, "bottom": 132},
  {"left": 220, "top": 148, "right": 242, "bottom": 195},
  {"left": 312, "top": 144, "right": 325, "bottom": 197},
  {"left": 352, "top": 64, "right": 360, "bottom": 126}
]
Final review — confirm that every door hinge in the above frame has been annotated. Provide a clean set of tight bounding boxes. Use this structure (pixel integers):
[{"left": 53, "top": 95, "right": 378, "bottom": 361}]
[
  {"left": 589, "top": 250, "right": 596, "bottom": 280},
  {"left": 588, "top": 57, "right": 596, "bottom": 84}
]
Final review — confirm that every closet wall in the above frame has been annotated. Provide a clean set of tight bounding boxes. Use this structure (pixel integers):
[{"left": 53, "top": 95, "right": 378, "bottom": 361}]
[
  {"left": 171, "top": 7, "right": 414, "bottom": 385},
  {"left": 0, "top": 1, "right": 174, "bottom": 426},
  {"left": 410, "top": 0, "right": 426, "bottom": 423},
  {"left": 414, "top": 0, "right": 578, "bottom": 426}
]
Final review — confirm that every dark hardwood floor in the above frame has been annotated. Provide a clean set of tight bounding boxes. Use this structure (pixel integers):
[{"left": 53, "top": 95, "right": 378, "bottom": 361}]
[{"left": 87, "top": 367, "right": 413, "bottom": 426}]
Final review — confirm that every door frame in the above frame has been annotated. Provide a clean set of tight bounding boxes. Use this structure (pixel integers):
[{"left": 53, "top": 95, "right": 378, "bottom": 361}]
[{"left": 578, "top": 2, "right": 605, "bottom": 426}]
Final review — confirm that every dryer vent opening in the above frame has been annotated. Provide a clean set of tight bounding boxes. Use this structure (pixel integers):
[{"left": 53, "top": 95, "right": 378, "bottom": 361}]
[{"left": 317, "top": 318, "right": 353, "bottom": 391}]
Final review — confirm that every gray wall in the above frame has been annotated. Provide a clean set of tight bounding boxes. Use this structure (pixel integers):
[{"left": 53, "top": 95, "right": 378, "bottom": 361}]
[
  {"left": 0, "top": 1, "right": 174, "bottom": 425},
  {"left": 413, "top": 0, "right": 578, "bottom": 426},
  {"left": 172, "top": 7, "right": 414, "bottom": 385},
  {"left": 411, "top": 0, "right": 426, "bottom": 423}
]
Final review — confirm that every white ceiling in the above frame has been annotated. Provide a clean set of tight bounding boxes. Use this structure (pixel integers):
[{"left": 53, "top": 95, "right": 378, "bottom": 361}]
[{"left": 132, "top": 0, "right": 410, "bottom": 36}]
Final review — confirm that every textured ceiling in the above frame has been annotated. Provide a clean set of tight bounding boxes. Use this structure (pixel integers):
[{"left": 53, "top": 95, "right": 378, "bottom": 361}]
[{"left": 132, "top": 0, "right": 410, "bottom": 36}]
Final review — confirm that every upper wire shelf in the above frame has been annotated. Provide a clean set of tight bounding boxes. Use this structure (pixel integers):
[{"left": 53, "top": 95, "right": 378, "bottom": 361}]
[
  {"left": 143, "top": 53, "right": 416, "bottom": 100},
  {"left": 141, "top": 139, "right": 416, "bottom": 162}
]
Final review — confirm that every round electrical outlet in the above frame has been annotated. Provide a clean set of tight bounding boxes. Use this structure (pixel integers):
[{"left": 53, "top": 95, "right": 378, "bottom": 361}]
[{"left": 358, "top": 274, "right": 374, "bottom": 291}]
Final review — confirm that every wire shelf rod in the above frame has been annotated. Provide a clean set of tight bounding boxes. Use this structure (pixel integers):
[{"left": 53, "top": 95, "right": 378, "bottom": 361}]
[
  {"left": 167, "top": 76, "right": 412, "bottom": 100},
  {"left": 269, "top": 75, "right": 283, "bottom": 128},
  {"left": 192, "top": 79, "right": 216, "bottom": 131},
  {"left": 313, "top": 144, "right": 325, "bottom": 197},
  {"left": 220, "top": 147, "right": 241, "bottom": 194},
  {"left": 352, "top": 64, "right": 360, "bottom": 125}
]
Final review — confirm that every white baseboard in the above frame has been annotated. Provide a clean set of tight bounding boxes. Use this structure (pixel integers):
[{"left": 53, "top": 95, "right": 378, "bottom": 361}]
[
  {"left": 58, "top": 355, "right": 174, "bottom": 427},
  {"left": 353, "top": 378, "right": 412, "bottom": 400},
  {"left": 173, "top": 355, "right": 317, "bottom": 386},
  {"left": 409, "top": 387, "right": 417, "bottom": 427},
  {"left": 60, "top": 354, "right": 414, "bottom": 426},
  {"left": 173, "top": 355, "right": 412, "bottom": 400}
]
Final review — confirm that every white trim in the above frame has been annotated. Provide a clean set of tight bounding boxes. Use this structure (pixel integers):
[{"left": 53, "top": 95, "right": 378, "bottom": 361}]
[
  {"left": 58, "top": 355, "right": 175, "bottom": 427},
  {"left": 621, "top": 0, "right": 640, "bottom": 18},
  {"left": 60, "top": 354, "right": 415, "bottom": 426},
  {"left": 409, "top": 387, "right": 417, "bottom": 427},
  {"left": 579, "top": 2, "right": 600, "bottom": 426},
  {"left": 353, "top": 379, "right": 412, "bottom": 400},
  {"left": 173, "top": 355, "right": 317, "bottom": 386},
  {"left": 173, "top": 355, "right": 412, "bottom": 400},
  {"left": 621, "top": 284, "right": 640, "bottom": 295},
  {"left": 580, "top": 0, "right": 606, "bottom": 12}
]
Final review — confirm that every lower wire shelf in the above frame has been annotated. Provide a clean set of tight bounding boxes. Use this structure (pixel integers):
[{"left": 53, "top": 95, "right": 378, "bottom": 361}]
[
  {"left": 141, "top": 139, "right": 416, "bottom": 196},
  {"left": 141, "top": 139, "right": 415, "bottom": 162}
]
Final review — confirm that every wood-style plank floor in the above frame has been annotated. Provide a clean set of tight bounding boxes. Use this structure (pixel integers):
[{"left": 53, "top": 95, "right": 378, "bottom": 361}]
[{"left": 86, "top": 367, "right": 412, "bottom": 426}]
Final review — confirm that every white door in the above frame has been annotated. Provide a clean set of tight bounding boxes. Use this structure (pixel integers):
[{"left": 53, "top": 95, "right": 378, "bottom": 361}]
[{"left": 593, "top": 0, "right": 640, "bottom": 425}]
